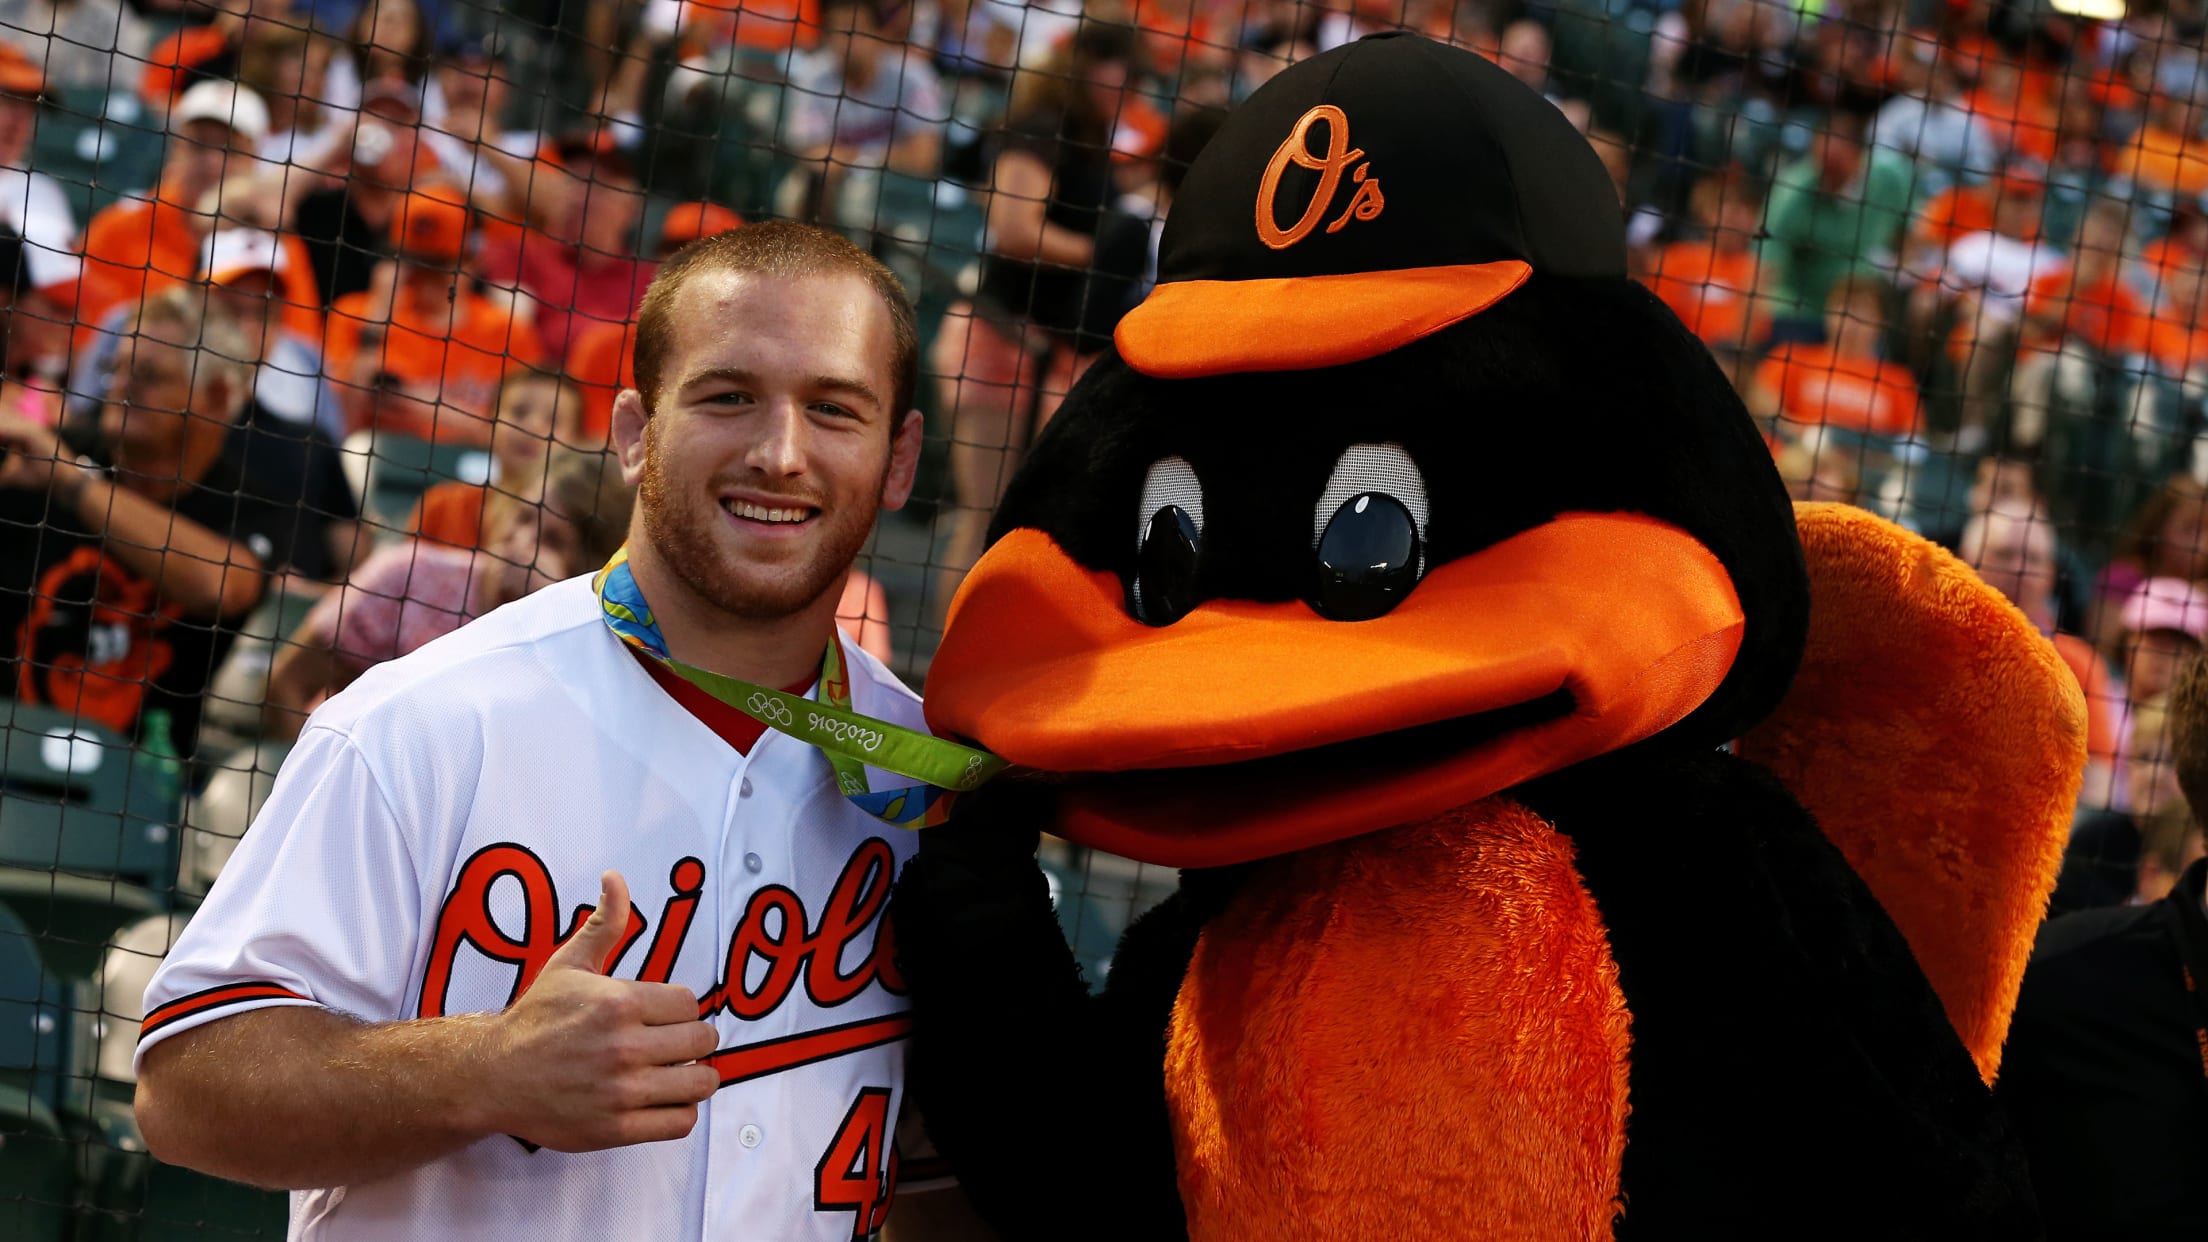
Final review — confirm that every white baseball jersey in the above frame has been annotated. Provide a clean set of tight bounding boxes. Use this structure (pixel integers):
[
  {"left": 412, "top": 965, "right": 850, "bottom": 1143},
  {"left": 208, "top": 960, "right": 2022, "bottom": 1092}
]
[{"left": 139, "top": 574, "right": 946, "bottom": 1239}]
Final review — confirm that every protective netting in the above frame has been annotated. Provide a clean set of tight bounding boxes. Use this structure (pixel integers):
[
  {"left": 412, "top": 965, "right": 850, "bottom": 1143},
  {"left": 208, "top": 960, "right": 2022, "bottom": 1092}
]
[{"left": 0, "top": 0, "right": 2200, "bottom": 1232}]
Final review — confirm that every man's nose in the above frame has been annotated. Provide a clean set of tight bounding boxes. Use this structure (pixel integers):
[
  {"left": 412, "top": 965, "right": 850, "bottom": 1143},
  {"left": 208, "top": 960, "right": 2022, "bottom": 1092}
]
[{"left": 745, "top": 401, "right": 808, "bottom": 476}]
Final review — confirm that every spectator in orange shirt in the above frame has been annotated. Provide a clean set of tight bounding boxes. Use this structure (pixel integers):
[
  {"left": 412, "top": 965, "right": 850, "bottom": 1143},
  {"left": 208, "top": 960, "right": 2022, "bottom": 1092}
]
[
  {"left": 2011, "top": 199, "right": 2148, "bottom": 449},
  {"left": 475, "top": 135, "right": 654, "bottom": 358},
  {"left": 1748, "top": 273, "right": 1921, "bottom": 436},
  {"left": 2143, "top": 251, "right": 2208, "bottom": 381},
  {"left": 404, "top": 368, "right": 584, "bottom": 548},
  {"left": 323, "top": 188, "right": 541, "bottom": 442},
  {"left": 78, "top": 80, "right": 269, "bottom": 329},
  {"left": 1642, "top": 171, "right": 1769, "bottom": 380},
  {"left": 292, "top": 77, "right": 440, "bottom": 308},
  {"left": 2114, "top": 77, "right": 2208, "bottom": 199},
  {"left": 1963, "top": 56, "right": 2059, "bottom": 164}
]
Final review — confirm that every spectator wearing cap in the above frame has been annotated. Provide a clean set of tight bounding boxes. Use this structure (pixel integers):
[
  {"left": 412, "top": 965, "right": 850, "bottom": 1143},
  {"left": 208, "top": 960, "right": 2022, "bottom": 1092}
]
[
  {"left": 324, "top": 188, "right": 539, "bottom": 440},
  {"left": 1997, "top": 650, "right": 2208, "bottom": 1236},
  {"left": 1759, "top": 104, "right": 1914, "bottom": 346},
  {"left": 781, "top": 0, "right": 952, "bottom": 222},
  {"left": 2119, "top": 577, "right": 2208, "bottom": 733},
  {"left": 203, "top": 226, "right": 345, "bottom": 441},
  {"left": 79, "top": 80, "right": 270, "bottom": 329},
  {"left": 475, "top": 136, "right": 652, "bottom": 359},
  {"left": 1748, "top": 273, "right": 1921, "bottom": 436},
  {"left": 202, "top": 227, "right": 368, "bottom": 585},
  {"left": 0, "top": 0, "right": 150, "bottom": 97},
  {"left": 561, "top": 202, "right": 743, "bottom": 441}
]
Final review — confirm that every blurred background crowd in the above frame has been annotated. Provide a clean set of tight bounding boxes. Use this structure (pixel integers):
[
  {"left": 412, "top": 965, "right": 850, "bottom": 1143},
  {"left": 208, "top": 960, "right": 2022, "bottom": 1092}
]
[{"left": 0, "top": 0, "right": 2205, "bottom": 1229}]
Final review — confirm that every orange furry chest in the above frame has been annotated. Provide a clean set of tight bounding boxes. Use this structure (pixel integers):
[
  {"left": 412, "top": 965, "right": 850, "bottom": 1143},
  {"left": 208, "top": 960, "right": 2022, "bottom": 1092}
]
[{"left": 1165, "top": 798, "right": 1634, "bottom": 1242}]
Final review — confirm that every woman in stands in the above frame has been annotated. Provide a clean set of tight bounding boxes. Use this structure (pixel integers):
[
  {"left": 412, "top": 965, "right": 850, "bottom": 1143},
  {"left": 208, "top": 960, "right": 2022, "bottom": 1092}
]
[{"left": 928, "top": 21, "right": 1146, "bottom": 619}]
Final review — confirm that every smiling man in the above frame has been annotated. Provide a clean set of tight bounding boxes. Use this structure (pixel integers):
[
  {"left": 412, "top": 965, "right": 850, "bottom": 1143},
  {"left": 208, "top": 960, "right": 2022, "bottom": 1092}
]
[{"left": 132, "top": 222, "right": 968, "bottom": 1238}]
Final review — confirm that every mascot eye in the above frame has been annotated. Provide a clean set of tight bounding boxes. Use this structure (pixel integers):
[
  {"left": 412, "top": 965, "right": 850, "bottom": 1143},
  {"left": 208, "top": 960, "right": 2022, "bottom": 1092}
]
[
  {"left": 1309, "top": 444, "right": 1428, "bottom": 622},
  {"left": 1129, "top": 456, "right": 1205, "bottom": 627}
]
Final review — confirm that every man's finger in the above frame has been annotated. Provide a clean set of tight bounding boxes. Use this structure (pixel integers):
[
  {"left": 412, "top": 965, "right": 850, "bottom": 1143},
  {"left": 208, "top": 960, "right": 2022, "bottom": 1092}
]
[
  {"left": 633, "top": 981, "right": 705, "bottom": 1026},
  {"left": 633, "top": 1019, "right": 719, "bottom": 1068},
  {"left": 543, "top": 871, "right": 631, "bottom": 975}
]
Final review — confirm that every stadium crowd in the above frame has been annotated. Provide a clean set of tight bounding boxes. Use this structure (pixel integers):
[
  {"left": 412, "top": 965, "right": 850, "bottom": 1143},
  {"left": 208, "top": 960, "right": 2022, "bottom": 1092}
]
[{"left": 0, "top": 0, "right": 2206, "bottom": 1230}]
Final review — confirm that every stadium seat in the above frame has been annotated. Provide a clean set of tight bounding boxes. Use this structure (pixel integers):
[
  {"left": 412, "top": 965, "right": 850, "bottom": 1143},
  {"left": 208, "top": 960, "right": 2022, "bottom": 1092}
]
[
  {"left": 341, "top": 431, "right": 494, "bottom": 534},
  {"left": 198, "top": 587, "right": 330, "bottom": 744},
  {"left": 176, "top": 744, "right": 289, "bottom": 902},
  {"left": 0, "top": 702, "right": 182, "bottom": 879},
  {"left": 0, "top": 1083, "right": 75, "bottom": 1241},
  {"left": 71, "top": 913, "right": 291, "bottom": 1241}
]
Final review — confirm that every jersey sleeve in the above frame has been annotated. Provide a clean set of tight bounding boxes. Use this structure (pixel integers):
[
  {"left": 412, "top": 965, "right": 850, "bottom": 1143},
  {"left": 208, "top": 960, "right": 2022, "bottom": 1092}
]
[{"left": 136, "top": 723, "right": 426, "bottom": 1070}]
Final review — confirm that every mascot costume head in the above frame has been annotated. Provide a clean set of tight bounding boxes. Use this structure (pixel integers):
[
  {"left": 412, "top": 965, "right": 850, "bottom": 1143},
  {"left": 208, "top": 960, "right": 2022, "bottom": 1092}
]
[{"left": 892, "top": 32, "right": 2085, "bottom": 1240}]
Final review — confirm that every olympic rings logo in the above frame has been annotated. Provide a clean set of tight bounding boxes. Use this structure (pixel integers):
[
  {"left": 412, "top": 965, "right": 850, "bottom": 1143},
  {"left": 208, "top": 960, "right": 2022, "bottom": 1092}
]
[{"left": 747, "top": 692, "right": 795, "bottom": 727}]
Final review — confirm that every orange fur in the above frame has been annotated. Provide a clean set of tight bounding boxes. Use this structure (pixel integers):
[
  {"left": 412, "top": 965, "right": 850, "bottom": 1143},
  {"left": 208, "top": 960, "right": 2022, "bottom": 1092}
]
[
  {"left": 1736, "top": 503, "right": 2084, "bottom": 1083},
  {"left": 1167, "top": 800, "right": 1632, "bottom": 1241}
]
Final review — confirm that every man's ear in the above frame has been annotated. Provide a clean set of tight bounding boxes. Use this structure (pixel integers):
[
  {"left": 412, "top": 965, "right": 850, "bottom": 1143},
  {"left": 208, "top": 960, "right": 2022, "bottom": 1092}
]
[
  {"left": 881, "top": 410, "right": 924, "bottom": 511},
  {"left": 610, "top": 388, "right": 651, "bottom": 486}
]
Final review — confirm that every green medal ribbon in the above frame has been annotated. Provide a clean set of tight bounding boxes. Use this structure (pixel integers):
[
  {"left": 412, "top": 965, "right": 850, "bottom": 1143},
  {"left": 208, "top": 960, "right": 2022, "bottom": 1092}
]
[{"left": 594, "top": 546, "right": 1005, "bottom": 827}]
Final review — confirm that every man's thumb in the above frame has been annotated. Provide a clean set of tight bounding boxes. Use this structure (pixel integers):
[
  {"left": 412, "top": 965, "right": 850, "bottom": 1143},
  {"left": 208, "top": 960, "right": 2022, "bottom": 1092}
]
[{"left": 547, "top": 871, "right": 630, "bottom": 974}]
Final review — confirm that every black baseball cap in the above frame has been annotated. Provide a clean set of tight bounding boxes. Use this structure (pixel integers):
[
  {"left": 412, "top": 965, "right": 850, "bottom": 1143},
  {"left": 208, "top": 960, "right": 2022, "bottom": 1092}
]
[{"left": 1115, "top": 32, "right": 1625, "bottom": 379}]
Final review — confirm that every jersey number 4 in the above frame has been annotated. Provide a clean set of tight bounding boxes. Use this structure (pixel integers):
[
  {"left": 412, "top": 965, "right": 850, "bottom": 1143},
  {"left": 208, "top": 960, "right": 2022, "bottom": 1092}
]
[{"left": 816, "top": 1087, "right": 899, "bottom": 1240}]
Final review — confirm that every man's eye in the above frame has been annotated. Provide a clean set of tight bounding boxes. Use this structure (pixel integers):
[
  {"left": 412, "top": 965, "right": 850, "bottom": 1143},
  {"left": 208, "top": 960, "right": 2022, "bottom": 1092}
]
[{"left": 813, "top": 403, "right": 855, "bottom": 419}]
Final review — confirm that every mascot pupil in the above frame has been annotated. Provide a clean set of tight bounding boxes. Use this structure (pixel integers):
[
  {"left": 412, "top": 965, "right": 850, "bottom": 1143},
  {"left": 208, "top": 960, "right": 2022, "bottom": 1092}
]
[{"left": 893, "top": 31, "right": 2085, "bottom": 1242}]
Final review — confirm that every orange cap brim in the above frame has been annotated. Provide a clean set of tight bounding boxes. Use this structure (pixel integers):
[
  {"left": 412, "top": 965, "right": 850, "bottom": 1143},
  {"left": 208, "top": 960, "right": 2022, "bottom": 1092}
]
[
  {"left": 1112, "top": 260, "right": 1532, "bottom": 379},
  {"left": 924, "top": 513, "right": 1745, "bottom": 866}
]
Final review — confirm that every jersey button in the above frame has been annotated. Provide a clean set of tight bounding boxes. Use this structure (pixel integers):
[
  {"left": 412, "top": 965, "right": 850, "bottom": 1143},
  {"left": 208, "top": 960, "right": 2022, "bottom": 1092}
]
[
  {"left": 739, "top": 777, "right": 754, "bottom": 798},
  {"left": 738, "top": 1124, "right": 764, "bottom": 1149},
  {"left": 744, "top": 852, "right": 763, "bottom": 874}
]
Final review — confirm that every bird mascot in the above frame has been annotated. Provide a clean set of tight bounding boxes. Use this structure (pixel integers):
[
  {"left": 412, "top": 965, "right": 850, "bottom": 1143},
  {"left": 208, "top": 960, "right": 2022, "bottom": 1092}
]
[{"left": 891, "top": 31, "right": 2085, "bottom": 1241}]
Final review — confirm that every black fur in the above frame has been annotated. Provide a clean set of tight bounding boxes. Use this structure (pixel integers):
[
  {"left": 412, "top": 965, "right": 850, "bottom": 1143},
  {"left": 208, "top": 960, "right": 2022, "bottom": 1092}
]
[
  {"left": 1521, "top": 745, "right": 2042, "bottom": 1238},
  {"left": 893, "top": 273, "right": 2040, "bottom": 1237}
]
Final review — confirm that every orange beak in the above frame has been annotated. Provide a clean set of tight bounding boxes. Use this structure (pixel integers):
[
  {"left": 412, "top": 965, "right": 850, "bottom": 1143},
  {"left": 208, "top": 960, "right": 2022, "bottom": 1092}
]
[{"left": 924, "top": 512, "right": 1747, "bottom": 867}]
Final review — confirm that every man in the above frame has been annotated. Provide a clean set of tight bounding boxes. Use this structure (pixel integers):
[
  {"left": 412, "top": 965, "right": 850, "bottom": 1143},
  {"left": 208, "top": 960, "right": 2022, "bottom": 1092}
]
[
  {"left": 0, "top": 285, "right": 273, "bottom": 757},
  {"left": 133, "top": 221, "right": 966, "bottom": 1237},
  {"left": 1759, "top": 104, "right": 1913, "bottom": 346},
  {"left": 1997, "top": 651, "right": 2208, "bottom": 1234},
  {"left": 78, "top": 79, "right": 269, "bottom": 328},
  {"left": 781, "top": 0, "right": 951, "bottom": 222},
  {"left": 0, "top": 43, "right": 81, "bottom": 316},
  {"left": 323, "top": 187, "right": 540, "bottom": 437}
]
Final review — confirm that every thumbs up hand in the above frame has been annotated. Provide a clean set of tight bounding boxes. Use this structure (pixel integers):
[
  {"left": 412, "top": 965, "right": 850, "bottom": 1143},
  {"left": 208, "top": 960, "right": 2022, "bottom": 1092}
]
[{"left": 487, "top": 872, "right": 720, "bottom": 1153}]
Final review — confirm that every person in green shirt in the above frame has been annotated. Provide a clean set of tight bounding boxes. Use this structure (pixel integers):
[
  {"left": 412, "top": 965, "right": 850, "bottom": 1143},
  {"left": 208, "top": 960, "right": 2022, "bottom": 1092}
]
[{"left": 1761, "top": 107, "right": 1916, "bottom": 344}]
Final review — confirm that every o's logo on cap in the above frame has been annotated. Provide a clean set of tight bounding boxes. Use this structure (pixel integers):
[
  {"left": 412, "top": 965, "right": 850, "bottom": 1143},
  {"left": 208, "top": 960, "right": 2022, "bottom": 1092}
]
[{"left": 1255, "top": 105, "right": 1387, "bottom": 251}]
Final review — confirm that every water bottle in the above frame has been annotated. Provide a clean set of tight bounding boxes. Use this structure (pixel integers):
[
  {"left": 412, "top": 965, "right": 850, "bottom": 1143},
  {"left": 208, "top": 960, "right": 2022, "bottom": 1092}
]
[{"left": 139, "top": 708, "right": 184, "bottom": 821}]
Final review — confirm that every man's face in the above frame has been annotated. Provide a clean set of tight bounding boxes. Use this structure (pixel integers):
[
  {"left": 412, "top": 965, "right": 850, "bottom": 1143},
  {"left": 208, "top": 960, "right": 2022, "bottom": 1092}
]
[
  {"left": 616, "top": 268, "right": 921, "bottom": 624},
  {"left": 99, "top": 331, "right": 233, "bottom": 482},
  {"left": 168, "top": 119, "right": 240, "bottom": 206},
  {"left": 1969, "top": 517, "right": 2055, "bottom": 612}
]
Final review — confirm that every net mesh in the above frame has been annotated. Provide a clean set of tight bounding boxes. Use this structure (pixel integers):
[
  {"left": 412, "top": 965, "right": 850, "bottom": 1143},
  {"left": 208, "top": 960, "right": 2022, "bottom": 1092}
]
[{"left": 0, "top": 0, "right": 2194, "bottom": 1231}]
